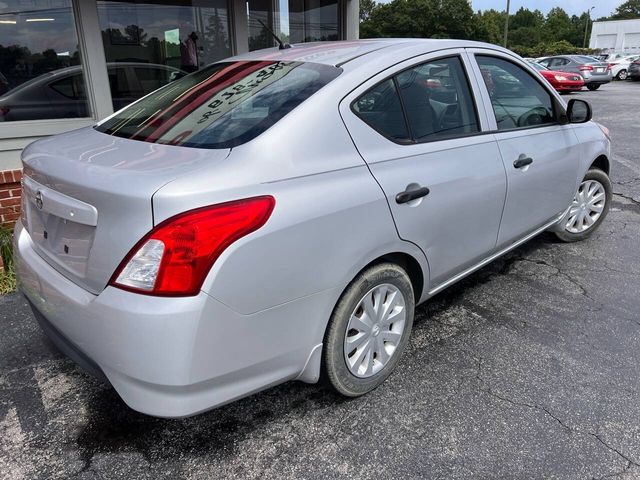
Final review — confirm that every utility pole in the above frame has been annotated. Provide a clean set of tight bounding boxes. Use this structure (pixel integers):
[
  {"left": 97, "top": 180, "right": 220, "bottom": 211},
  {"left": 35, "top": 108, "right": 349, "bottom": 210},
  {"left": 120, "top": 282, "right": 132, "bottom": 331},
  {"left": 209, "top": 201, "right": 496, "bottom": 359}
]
[
  {"left": 503, "top": 0, "right": 510, "bottom": 48},
  {"left": 583, "top": 6, "right": 595, "bottom": 48}
]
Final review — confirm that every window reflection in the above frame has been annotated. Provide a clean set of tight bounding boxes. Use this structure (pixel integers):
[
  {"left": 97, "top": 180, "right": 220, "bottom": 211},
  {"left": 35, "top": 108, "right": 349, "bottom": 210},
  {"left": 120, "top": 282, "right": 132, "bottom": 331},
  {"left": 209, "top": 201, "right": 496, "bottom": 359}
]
[
  {"left": 289, "top": 0, "right": 339, "bottom": 43},
  {"left": 97, "top": 0, "right": 231, "bottom": 109},
  {"left": 0, "top": 1, "right": 89, "bottom": 121},
  {"left": 248, "top": 0, "right": 339, "bottom": 51}
]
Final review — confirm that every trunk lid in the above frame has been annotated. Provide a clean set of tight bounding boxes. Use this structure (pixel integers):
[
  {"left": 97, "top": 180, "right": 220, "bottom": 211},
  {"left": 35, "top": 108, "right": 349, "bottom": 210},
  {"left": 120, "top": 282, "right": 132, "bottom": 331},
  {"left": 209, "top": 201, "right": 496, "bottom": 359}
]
[
  {"left": 583, "top": 60, "right": 611, "bottom": 77},
  {"left": 21, "top": 126, "right": 230, "bottom": 294}
]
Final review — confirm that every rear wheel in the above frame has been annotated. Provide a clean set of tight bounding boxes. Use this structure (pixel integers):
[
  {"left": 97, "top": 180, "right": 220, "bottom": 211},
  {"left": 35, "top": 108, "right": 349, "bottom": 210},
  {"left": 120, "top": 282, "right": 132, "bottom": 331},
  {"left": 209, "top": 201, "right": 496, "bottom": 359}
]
[
  {"left": 323, "top": 263, "right": 414, "bottom": 397},
  {"left": 617, "top": 69, "right": 628, "bottom": 81},
  {"left": 587, "top": 84, "right": 601, "bottom": 91},
  {"left": 554, "top": 168, "right": 612, "bottom": 243}
]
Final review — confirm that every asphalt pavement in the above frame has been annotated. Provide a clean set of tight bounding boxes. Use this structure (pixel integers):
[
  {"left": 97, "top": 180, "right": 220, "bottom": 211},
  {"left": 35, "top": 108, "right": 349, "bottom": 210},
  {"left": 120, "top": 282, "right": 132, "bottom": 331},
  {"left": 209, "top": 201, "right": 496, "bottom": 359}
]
[{"left": 1, "top": 81, "right": 640, "bottom": 480}]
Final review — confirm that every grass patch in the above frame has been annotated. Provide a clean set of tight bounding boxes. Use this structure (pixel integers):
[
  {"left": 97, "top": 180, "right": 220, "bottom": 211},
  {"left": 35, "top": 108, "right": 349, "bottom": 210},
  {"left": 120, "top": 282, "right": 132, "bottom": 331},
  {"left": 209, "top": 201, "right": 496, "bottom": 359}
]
[
  {"left": 0, "top": 225, "right": 16, "bottom": 294},
  {"left": 0, "top": 265, "right": 16, "bottom": 295}
]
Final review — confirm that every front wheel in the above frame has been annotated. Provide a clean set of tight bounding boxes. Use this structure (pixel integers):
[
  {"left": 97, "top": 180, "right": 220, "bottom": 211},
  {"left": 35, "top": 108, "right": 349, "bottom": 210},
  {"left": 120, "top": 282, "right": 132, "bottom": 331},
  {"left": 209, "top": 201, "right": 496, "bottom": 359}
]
[
  {"left": 617, "top": 69, "right": 628, "bottom": 81},
  {"left": 554, "top": 168, "right": 612, "bottom": 243},
  {"left": 587, "top": 84, "right": 601, "bottom": 91},
  {"left": 323, "top": 263, "right": 415, "bottom": 397}
]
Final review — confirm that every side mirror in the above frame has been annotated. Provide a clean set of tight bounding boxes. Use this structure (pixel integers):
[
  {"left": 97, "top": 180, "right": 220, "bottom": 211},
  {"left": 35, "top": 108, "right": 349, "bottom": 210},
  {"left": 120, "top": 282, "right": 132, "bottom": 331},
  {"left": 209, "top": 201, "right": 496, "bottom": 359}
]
[{"left": 567, "top": 99, "right": 592, "bottom": 124}]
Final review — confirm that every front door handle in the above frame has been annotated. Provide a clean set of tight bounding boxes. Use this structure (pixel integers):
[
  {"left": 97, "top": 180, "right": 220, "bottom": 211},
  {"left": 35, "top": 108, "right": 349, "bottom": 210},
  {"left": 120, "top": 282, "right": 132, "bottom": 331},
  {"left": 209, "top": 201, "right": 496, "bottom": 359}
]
[
  {"left": 513, "top": 155, "right": 534, "bottom": 169},
  {"left": 396, "top": 186, "right": 430, "bottom": 204}
]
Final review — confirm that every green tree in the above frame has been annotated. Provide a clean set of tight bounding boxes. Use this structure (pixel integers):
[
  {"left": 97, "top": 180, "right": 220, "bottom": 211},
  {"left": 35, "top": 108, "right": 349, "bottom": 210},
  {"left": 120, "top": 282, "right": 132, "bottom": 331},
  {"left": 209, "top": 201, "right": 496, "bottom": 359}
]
[
  {"left": 472, "top": 9, "right": 504, "bottom": 45},
  {"left": 360, "top": 0, "right": 377, "bottom": 22},
  {"left": 360, "top": 0, "right": 474, "bottom": 40},
  {"left": 543, "top": 8, "right": 574, "bottom": 43},
  {"left": 610, "top": 0, "right": 640, "bottom": 19}
]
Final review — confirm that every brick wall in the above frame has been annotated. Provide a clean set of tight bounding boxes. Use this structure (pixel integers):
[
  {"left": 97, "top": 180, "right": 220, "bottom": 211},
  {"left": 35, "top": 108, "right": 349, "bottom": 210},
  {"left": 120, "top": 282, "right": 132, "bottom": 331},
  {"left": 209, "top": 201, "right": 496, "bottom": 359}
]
[{"left": 0, "top": 169, "right": 22, "bottom": 228}]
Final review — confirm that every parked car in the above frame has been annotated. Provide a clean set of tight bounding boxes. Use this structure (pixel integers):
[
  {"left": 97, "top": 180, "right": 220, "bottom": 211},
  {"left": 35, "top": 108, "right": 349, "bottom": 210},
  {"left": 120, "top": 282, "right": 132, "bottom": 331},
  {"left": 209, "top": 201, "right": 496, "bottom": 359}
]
[
  {"left": 14, "top": 39, "right": 613, "bottom": 418},
  {"left": 0, "top": 63, "right": 186, "bottom": 121},
  {"left": 528, "top": 61, "right": 585, "bottom": 92},
  {"left": 599, "top": 52, "right": 629, "bottom": 63},
  {"left": 609, "top": 55, "right": 640, "bottom": 80},
  {"left": 537, "top": 55, "right": 612, "bottom": 90},
  {"left": 630, "top": 57, "right": 640, "bottom": 80}
]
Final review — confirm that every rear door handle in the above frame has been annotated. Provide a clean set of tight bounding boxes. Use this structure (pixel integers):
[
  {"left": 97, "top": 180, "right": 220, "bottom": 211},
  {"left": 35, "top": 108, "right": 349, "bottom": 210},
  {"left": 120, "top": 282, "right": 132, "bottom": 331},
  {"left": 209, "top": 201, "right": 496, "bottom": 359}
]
[
  {"left": 396, "top": 186, "right": 430, "bottom": 204},
  {"left": 513, "top": 155, "right": 534, "bottom": 169}
]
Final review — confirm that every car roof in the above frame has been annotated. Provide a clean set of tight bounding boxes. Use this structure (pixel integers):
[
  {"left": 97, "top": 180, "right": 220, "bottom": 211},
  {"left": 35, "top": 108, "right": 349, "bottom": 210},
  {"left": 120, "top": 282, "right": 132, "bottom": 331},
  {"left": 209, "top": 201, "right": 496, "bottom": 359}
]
[{"left": 226, "top": 39, "right": 511, "bottom": 68}]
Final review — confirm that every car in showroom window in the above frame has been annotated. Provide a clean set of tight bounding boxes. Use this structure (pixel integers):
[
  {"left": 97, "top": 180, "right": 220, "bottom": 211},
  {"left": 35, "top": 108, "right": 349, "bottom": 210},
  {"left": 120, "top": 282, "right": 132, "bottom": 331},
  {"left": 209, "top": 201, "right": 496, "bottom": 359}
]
[
  {"left": 0, "top": 0, "right": 89, "bottom": 121},
  {"left": 14, "top": 40, "right": 613, "bottom": 418}
]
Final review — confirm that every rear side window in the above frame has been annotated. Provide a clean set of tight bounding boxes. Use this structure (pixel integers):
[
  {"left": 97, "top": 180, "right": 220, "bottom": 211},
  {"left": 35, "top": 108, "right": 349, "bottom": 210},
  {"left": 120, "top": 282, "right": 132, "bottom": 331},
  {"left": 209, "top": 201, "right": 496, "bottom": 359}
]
[
  {"left": 476, "top": 55, "right": 556, "bottom": 131},
  {"left": 352, "top": 56, "right": 478, "bottom": 143},
  {"left": 395, "top": 57, "right": 479, "bottom": 141},
  {"left": 352, "top": 79, "right": 410, "bottom": 141},
  {"left": 50, "top": 74, "right": 86, "bottom": 100},
  {"left": 96, "top": 61, "right": 342, "bottom": 149}
]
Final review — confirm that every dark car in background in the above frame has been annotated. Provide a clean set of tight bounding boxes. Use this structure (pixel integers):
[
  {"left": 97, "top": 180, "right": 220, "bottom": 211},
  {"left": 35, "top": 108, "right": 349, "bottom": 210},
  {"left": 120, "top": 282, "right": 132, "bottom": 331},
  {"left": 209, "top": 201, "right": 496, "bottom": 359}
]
[
  {"left": 629, "top": 58, "right": 640, "bottom": 81},
  {"left": 538, "top": 55, "right": 612, "bottom": 90},
  {"left": 0, "top": 63, "right": 185, "bottom": 122}
]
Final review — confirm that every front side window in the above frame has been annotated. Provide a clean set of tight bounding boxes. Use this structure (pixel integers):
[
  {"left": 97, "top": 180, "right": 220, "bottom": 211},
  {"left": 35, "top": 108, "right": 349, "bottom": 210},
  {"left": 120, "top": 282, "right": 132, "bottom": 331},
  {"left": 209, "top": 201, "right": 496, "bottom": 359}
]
[
  {"left": 476, "top": 55, "right": 556, "bottom": 131},
  {"left": 395, "top": 57, "right": 479, "bottom": 142},
  {"left": 0, "top": 0, "right": 89, "bottom": 121},
  {"left": 96, "top": 61, "right": 341, "bottom": 149}
]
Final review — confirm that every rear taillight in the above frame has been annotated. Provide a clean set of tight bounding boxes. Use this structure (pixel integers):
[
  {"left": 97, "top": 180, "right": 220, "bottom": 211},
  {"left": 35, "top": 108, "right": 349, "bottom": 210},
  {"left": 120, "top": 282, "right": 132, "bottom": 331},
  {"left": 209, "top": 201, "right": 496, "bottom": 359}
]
[
  {"left": 579, "top": 65, "right": 593, "bottom": 71},
  {"left": 607, "top": 63, "right": 615, "bottom": 70},
  {"left": 110, "top": 196, "right": 275, "bottom": 296}
]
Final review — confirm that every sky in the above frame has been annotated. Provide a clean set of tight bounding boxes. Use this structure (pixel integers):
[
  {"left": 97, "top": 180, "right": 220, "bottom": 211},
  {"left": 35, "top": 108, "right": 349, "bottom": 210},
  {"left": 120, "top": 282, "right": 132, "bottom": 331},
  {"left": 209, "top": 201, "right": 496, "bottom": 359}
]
[{"left": 470, "top": 0, "right": 621, "bottom": 19}]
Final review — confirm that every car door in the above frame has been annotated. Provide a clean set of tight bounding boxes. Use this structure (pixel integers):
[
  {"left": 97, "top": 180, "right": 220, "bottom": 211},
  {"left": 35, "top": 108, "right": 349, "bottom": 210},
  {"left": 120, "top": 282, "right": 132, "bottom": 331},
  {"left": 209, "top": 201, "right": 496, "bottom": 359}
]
[
  {"left": 340, "top": 51, "right": 507, "bottom": 290},
  {"left": 468, "top": 50, "right": 580, "bottom": 248}
]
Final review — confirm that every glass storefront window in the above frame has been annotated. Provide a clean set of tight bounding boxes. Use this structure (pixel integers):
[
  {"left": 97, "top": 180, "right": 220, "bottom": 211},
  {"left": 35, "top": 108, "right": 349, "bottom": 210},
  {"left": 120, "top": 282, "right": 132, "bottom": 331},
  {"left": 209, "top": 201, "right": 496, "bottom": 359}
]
[
  {"left": 247, "top": 0, "right": 276, "bottom": 51},
  {"left": 0, "top": 1, "right": 89, "bottom": 121},
  {"left": 247, "top": 0, "right": 339, "bottom": 52},
  {"left": 289, "top": 0, "right": 339, "bottom": 43},
  {"left": 97, "top": 0, "right": 232, "bottom": 110}
]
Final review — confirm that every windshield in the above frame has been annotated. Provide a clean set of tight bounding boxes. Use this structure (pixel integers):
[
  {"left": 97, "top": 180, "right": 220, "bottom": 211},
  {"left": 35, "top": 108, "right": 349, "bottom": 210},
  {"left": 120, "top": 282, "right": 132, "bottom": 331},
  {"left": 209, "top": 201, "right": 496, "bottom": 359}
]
[{"left": 96, "top": 61, "right": 341, "bottom": 149}]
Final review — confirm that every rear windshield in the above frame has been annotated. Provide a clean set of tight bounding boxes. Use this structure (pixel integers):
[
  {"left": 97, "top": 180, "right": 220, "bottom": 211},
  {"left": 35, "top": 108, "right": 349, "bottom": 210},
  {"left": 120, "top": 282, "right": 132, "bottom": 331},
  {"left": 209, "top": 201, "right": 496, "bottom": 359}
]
[
  {"left": 572, "top": 56, "right": 601, "bottom": 64},
  {"left": 95, "top": 61, "right": 341, "bottom": 149}
]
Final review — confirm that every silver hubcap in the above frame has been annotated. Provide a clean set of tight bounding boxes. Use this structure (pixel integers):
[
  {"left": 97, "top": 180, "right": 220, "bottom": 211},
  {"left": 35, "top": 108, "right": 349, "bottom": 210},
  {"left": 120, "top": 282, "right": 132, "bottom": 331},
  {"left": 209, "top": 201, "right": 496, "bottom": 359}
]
[
  {"left": 343, "top": 284, "right": 406, "bottom": 378},
  {"left": 565, "top": 179, "right": 606, "bottom": 234}
]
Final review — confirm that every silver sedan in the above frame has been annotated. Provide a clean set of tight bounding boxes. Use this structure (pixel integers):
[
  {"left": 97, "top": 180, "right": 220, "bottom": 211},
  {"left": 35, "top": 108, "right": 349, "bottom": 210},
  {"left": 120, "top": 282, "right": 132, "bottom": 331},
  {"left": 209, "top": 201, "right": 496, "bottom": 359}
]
[{"left": 14, "top": 39, "right": 612, "bottom": 417}]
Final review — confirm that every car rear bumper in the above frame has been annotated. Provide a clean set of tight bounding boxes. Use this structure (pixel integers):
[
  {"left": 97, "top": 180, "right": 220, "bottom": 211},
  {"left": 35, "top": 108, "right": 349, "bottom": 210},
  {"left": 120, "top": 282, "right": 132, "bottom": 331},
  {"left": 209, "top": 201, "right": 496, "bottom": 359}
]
[
  {"left": 583, "top": 75, "right": 612, "bottom": 85},
  {"left": 14, "top": 220, "right": 331, "bottom": 417}
]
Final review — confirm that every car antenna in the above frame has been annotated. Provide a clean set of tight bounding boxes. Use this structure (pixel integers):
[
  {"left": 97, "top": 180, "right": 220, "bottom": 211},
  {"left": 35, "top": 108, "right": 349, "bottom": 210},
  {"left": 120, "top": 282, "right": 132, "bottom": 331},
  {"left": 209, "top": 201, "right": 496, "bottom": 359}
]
[{"left": 257, "top": 19, "right": 291, "bottom": 50}]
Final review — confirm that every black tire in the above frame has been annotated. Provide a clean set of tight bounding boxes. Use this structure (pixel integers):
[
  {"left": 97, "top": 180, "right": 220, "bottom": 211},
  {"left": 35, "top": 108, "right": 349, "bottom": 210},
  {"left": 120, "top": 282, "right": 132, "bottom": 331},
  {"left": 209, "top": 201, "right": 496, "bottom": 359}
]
[
  {"left": 587, "top": 84, "right": 601, "bottom": 91},
  {"left": 554, "top": 168, "right": 612, "bottom": 243},
  {"left": 323, "top": 262, "right": 415, "bottom": 397}
]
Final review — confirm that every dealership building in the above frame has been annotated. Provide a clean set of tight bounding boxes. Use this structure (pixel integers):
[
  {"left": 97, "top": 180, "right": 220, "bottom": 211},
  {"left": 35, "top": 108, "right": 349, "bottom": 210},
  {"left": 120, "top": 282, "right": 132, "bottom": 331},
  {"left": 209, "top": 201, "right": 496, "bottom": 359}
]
[
  {"left": 589, "top": 18, "right": 640, "bottom": 54},
  {"left": 0, "top": 0, "right": 359, "bottom": 226}
]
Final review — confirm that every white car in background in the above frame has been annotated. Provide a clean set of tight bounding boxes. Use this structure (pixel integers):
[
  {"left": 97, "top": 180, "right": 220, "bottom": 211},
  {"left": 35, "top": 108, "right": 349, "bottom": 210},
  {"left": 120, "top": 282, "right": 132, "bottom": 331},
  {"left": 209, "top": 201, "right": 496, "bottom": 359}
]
[{"left": 609, "top": 55, "right": 640, "bottom": 80}]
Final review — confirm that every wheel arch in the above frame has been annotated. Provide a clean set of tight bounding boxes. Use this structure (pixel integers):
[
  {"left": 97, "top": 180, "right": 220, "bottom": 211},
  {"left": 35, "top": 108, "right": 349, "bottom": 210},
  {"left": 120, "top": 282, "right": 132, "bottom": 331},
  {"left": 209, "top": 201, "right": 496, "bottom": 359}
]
[
  {"left": 297, "top": 247, "right": 428, "bottom": 384},
  {"left": 590, "top": 154, "right": 610, "bottom": 175}
]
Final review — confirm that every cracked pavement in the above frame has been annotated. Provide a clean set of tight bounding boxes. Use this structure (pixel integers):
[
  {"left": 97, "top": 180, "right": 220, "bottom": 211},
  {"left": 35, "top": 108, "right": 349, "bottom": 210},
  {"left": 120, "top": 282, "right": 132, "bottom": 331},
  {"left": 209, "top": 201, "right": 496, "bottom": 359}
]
[{"left": 1, "top": 81, "right": 640, "bottom": 479}]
